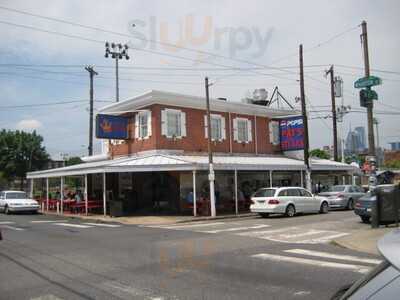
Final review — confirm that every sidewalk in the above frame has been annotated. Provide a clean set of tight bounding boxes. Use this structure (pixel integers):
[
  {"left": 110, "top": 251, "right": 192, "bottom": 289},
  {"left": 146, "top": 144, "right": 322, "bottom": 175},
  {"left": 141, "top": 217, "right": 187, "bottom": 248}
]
[
  {"left": 40, "top": 210, "right": 256, "bottom": 225},
  {"left": 332, "top": 225, "right": 399, "bottom": 255}
]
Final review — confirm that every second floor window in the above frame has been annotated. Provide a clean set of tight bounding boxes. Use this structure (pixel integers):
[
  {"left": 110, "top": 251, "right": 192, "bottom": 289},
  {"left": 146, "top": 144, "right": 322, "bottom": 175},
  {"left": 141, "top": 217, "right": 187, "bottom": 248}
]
[
  {"left": 135, "top": 110, "right": 152, "bottom": 139},
  {"left": 233, "top": 118, "right": 252, "bottom": 143},
  {"left": 204, "top": 114, "right": 226, "bottom": 141},
  {"left": 161, "top": 109, "right": 187, "bottom": 138}
]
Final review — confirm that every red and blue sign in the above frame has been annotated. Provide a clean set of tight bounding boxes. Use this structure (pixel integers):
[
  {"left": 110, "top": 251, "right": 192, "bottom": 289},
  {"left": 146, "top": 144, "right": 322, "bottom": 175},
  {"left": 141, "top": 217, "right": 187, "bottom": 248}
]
[
  {"left": 279, "top": 116, "right": 304, "bottom": 151},
  {"left": 96, "top": 114, "right": 128, "bottom": 139}
]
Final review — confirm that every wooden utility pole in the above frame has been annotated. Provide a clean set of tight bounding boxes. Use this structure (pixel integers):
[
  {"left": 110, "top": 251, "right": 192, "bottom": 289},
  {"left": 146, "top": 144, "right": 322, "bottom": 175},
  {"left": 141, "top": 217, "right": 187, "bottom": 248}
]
[
  {"left": 326, "top": 65, "right": 338, "bottom": 161},
  {"left": 361, "top": 21, "right": 375, "bottom": 157},
  {"left": 299, "top": 45, "right": 311, "bottom": 190},
  {"left": 85, "top": 66, "right": 98, "bottom": 156},
  {"left": 205, "top": 77, "right": 216, "bottom": 217}
]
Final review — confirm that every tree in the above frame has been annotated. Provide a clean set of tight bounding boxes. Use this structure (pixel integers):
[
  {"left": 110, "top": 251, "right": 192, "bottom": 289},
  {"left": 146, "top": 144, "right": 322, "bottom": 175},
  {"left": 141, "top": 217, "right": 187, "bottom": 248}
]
[
  {"left": 309, "top": 148, "right": 330, "bottom": 160},
  {"left": 65, "top": 156, "right": 83, "bottom": 166},
  {"left": 384, "top": 159, "right": 400, "bottom": 169},
  {"left": 0, "top": 130, "right": 49, "bottom": 189}
]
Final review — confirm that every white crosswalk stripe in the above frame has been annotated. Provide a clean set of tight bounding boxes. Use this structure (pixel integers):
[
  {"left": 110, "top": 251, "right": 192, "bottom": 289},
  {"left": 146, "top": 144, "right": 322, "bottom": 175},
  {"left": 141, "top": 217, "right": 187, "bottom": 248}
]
[
  {"left": 83, "top": 222, "right": 121, "bottom": 228},
  {"left": 0, "top": 221, "right": 15, "bottom": 225},
  {"left": 251, "top": 253, "right": 371, "bottom": 274},
  {"left": 142, "top": 222, "right": 225, "bottom": 229},
  {"left": 199, "top": 224, "right": 271, "bottom": 234},
  {"left": 1, "top": 224, "right": 25, "bottom": 231},
  {"left": 284, "top": 249, "right": 382, "bottom": 265},
  {"left": 54, "top": 223, "right": 93, "bottom": 229},
  {"left": 236, "top": 227, "right": 350, "bottom": 244},
  {"left": 31, "top": 220, "right": 60, "bottom": 223}
]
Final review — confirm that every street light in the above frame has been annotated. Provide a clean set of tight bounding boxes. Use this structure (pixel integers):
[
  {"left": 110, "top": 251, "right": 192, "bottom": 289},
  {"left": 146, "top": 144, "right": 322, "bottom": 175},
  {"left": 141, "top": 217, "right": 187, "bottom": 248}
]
[{"left": 105, "top": 42, "right": 130, "bottom": 102}]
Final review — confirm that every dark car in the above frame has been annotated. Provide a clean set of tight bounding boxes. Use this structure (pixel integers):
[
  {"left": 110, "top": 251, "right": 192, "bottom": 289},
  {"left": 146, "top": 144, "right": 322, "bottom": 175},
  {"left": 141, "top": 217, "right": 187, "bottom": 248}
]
[
  {"left": 331, "top": 229, "right": 400, "bottom": 299},
  {"left": 354, "top": 191, "right": 375, "bottom": 223}
]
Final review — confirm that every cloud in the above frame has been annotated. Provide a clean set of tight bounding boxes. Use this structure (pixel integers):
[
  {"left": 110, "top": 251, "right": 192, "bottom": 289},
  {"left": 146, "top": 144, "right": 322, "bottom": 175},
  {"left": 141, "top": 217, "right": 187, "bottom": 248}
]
[{"left": 16, "top": 119, "right": 43, "bottom": 131}]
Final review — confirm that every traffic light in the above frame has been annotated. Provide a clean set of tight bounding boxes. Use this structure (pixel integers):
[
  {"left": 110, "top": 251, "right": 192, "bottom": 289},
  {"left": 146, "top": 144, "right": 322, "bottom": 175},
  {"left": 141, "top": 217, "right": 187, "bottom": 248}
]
[{"left": 360, "top": 89, "right": 368, "bottom": 107}]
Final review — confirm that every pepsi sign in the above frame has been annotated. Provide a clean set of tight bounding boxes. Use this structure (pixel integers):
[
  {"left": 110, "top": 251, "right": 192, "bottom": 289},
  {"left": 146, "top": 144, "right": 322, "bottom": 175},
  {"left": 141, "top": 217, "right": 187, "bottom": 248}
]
[
  {"left": 279, "top": 116, "right": 304, "bottom": 151},
  {"left": 96, "top": 114, "right": 129, "bottom": 140}
]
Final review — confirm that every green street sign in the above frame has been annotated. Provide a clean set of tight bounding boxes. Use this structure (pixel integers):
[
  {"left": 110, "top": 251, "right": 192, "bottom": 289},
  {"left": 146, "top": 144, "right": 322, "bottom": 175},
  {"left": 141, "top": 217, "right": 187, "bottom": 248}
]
[
  {"left": 365, "top": 89, "right": 378, "bottom": 100},
  {"left": 354, "top": 76, "right": 382, "bottom": 88}
]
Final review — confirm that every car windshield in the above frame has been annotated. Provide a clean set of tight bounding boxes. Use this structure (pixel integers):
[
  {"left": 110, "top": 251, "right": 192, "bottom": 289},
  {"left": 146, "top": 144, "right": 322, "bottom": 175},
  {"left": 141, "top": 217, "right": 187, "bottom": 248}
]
[
  {"left": 329, "top": 185, "right": 346, "bottom": 192},
  {"left": 253, "top": 189, "right": 276, "bottom": 197},
  {"left": 6, "top": 192, "right": 27, "bottom": 199}
]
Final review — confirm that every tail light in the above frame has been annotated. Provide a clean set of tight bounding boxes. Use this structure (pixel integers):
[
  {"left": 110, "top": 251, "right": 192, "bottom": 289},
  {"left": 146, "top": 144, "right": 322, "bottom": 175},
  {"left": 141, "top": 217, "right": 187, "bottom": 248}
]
[
  {"left": 337, "top": 193, "right": 345, "bottom": 198},
  {"left": 268, "top": 199, "right": 280, "bottom": 205},
  {"left": 355, "top": 202, "right": 361, "bottom": 208}
]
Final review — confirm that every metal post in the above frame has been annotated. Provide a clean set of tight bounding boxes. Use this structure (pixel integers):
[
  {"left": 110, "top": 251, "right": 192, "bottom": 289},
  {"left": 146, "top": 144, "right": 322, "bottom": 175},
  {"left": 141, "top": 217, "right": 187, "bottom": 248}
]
[
  {"left": 103, "top": 172, "right": 107, "bottom": 217},
  {"left": 46, "top": 178, "right": 49, "bottom": 211},
  {"left": 115, "top": 56, "right": 119, "bottom": 102},
  {"left": 300, "top": 170, "right": 304, "bottom": 188},
  {"left": 192, "top": 170, "right": 197, "bottom": 217},
  {"left": 205, "top": 77, "right": 216, "bottom": 217},
  {"left": 84, "top": 174, "right": 88, "bottom": 216},
  {"left": 269, "top": 170, "right": 273, "bottom": 187},
  {"left": 60, "top": 177, "right": 64, "bottom": 215},
  {"left": 234, "top": 169, "right": 238, "bottom": 215},
  {"left": 30, "top": 178, "right": 34, "bottom": 198}
]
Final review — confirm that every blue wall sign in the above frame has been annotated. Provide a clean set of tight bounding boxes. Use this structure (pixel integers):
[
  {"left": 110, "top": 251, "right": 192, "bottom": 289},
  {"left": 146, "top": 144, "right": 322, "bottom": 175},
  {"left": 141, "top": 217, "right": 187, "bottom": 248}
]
[
  {"left": 96, "top": 114, "right": 128, "bottom": 139},
  {"left": 279, "top": 116, "right": 304, "bottom": 151}
]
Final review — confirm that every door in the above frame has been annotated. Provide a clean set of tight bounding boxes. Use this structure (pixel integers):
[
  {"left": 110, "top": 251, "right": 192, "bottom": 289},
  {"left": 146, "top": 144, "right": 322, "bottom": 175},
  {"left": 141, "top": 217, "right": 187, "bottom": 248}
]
[
  {"left": 285, "top": 188, "right": 303, "bottom": 212},
  {"left": 299, "top": 188, "right": 317, "bottom": 212}
]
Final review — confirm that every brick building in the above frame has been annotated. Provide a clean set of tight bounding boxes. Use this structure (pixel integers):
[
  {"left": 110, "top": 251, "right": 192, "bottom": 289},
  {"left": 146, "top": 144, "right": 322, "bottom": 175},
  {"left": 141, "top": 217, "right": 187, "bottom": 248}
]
[{"left": 27, "top": 90, "right": 358, "bottom": 217}]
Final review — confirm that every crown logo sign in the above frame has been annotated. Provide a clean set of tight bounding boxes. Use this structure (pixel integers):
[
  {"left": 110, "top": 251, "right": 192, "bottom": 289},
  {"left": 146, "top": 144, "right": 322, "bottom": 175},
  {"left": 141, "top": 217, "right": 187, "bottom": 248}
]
[{"left": 100, "top": 119, "right": 112, "bottom": 133}]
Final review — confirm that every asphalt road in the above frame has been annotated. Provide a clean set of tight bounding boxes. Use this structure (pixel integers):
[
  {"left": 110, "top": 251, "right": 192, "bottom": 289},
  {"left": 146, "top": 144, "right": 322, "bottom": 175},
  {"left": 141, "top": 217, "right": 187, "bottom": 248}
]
[{"left": 0, "top": 211, "right": 381, "bottom": 300}]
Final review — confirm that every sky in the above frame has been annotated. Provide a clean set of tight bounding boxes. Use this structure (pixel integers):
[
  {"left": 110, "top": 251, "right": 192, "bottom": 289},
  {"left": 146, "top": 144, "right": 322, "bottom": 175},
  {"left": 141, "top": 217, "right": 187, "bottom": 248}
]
[{"left": 0, "top": 0, "right": 399, "bottom": 160}]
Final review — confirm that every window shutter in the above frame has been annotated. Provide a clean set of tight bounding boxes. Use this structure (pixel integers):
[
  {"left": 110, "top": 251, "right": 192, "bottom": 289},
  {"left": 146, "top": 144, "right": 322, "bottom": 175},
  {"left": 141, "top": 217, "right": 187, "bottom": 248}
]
[
  {"left": 247, "top": 119, "right": 252, "bottom": 142},
  {"left": 146, "top": 110, "right": 152, "bottom": 138},
  {"left": 180, "top": 111, "right": 187, "bottom": 137},
  {"left": 134, "top": 115, "right": 139, "bottom": 138},
  {"left": 204, "top": 115, "right": 208, "bottom": 138},
  {"left": 221, "top": 116, "right": 226, "bottom": 140},
  {"left": 233, "top": 118, "right": 238, "bottom": 141},
  {"left": 161, "top": 110, "right": 167, "bottom": 136}
]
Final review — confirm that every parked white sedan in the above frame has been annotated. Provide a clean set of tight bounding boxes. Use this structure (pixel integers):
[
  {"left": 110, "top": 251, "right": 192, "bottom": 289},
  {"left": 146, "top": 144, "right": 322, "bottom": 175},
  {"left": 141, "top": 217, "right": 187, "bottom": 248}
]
[
  {"left": 0, "top": 191, "right": 40, "bottom": 214},
  {"left": 250, "top": 187, "right": 329, "bottom": 218}
]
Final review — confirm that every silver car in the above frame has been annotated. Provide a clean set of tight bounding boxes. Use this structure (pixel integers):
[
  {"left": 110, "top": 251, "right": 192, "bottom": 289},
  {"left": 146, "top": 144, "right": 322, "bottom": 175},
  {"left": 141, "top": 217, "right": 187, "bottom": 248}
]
[
  {"left": 319, "top": 185, "right": 365, "bottom": 210},
  {"left": 0, "top": 191, "right": 40, "bottom": 214}
]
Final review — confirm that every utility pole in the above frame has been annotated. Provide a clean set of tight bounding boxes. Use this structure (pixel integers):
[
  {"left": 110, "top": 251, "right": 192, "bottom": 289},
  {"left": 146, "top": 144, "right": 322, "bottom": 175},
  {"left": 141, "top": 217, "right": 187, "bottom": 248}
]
[
  {"left": 326, "top": 65, "right": 338, "bottom": 161},
  {"left": 105, "top": 42, "right": 130, "bottom": 102},
  {"left": 205, "top": 77, "right": 216, "bottom": 217},
  {"left": 85, "top": 66, "right": 98, "bottom": 156},
  {"left": 374, "top": 118, "right": 380, "bottom": 166},
  {"left": 361, "top": 21, "right": 375, "bottom": 157},
  {"left": 299, "top": 45, "right": 311, "bottom": 191}
]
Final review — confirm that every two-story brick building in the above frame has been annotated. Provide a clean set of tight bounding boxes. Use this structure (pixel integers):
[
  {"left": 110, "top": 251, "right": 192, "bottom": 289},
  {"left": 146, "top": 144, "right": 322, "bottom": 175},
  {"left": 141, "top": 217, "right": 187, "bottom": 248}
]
[{"left": 27, "top": 90, "right": 358, "bottom": 217}]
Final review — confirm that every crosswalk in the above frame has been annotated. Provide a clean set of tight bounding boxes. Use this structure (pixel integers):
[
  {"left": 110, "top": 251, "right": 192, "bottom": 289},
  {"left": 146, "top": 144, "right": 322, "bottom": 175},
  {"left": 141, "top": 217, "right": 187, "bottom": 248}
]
[
  {"left": 142, "top": 222, "right": 350, "bottom": 244},
  {"left": 0, "top": 220, "right": 122, "bottom": 231},
  {"left": 251, "top": 248, "right": 381, "bottom": 274}
]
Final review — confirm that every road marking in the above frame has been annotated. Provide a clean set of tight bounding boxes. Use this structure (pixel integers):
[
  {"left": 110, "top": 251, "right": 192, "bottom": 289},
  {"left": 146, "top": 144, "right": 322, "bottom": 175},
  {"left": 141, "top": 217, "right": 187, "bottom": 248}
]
[
  {"left": 54, "top": 223, "right": 93, "bottom": 229},
  {"left": 279, "top": 230, "right": 327, "bottom": 239},
  {"left": 1, "top": 225, "right": 25, "bottom": 231},
  {"left": 251, "top": 253, "right": 371, "bottom": 274},
  {"left": 236, "top": 227, "right": 299, "bottom": 237},
  {"left": 199, "top": 224, "right": 271, "bottom": 233},
  {"left": 0, "top": 221, "right": 15, "bottom": 225},
  {"left": 30, "top": 294, "right": 65, "bottom": 300},
  {"left": 285, "top": 249, "right": 382, "bottom": 265},
  {"left": 31, "top": 220, "right": 60, "bottom": 223},
  {"left": 304, "top": 232, "right": 350, "bottom": 244},
  {"left": 83, "top": 222, "right": 121, "bottom": 228},
  {"left": 146, "top": 222, "right": 225, "bottom": 229}
]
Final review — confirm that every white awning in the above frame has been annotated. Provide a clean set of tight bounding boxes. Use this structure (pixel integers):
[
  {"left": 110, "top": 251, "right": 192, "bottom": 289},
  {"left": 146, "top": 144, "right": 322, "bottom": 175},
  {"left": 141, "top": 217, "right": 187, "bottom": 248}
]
[{"left": 27, "top": 153, "right": 358, "bottom": 179}]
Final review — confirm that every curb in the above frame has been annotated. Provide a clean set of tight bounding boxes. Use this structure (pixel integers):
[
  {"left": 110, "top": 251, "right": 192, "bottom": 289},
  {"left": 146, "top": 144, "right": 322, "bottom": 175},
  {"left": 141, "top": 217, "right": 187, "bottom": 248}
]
[{"left": 174, "top": 213, "right": 257, "bottom": 224}]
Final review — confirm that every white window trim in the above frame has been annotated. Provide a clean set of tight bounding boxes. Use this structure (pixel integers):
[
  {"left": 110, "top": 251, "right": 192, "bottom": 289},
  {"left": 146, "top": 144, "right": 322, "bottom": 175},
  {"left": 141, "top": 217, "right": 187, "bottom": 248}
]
[
  {"left": 161, "top": 108, "right": 186, "bottom": 139},
  {"left": 204, "top": 114, "right": 226, "bottom": 142},
  {"left": 233, "top": 117, "right": 252, "bottom": 144},
  {"left": 135, "top": 110, "right": 152, "bottom": 140}
]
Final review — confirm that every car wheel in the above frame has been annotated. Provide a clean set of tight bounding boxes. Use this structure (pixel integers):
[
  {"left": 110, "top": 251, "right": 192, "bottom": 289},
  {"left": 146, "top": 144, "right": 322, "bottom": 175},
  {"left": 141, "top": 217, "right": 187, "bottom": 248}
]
[
  {"left": 347, "top": 199, "right": 354, "bottom": 210},
  {"left": 285, "top": 204, "right": 296, "bottom": 217},
  {"left": 361, "top": 216, "right": 370, "bottom": 223},
  {"left": 320, "top": 202, "right": 329, "bottom": 214},
  {"left": 4, "top": 205, "right": 10, "bottom": 215},
  {"left": 259, "top": 213, "right": 269, "bottom": 218}
]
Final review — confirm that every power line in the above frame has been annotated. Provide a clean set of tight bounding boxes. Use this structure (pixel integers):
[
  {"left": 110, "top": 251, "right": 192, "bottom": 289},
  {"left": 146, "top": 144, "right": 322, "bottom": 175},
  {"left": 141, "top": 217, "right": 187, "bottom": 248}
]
[{"left": 0, "top": 99, "right": 112, "bottom": 109}]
